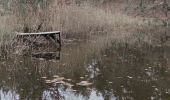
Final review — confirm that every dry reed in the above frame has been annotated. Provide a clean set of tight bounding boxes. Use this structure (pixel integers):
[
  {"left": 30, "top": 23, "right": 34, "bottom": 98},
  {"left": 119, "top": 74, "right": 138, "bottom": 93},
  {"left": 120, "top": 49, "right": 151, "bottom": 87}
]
[{"left": 0, "top": 1, "right": 165, "bottom": 56}]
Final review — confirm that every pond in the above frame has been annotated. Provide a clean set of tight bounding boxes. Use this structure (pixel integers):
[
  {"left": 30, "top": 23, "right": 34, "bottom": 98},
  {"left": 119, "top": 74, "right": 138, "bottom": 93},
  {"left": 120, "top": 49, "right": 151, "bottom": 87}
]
[{"left": 0, "top": 31, "right": 170, "bottom": 100}]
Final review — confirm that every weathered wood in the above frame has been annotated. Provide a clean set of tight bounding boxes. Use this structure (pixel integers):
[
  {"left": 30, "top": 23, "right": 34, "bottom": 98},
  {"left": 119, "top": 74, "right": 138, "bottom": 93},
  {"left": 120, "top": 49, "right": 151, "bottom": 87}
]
[
  {"left": 16, "top": 31, "right": 61, "bottom": 47},
  {"left": 16, "top": 31, "right": 60, "bottom": 36}
]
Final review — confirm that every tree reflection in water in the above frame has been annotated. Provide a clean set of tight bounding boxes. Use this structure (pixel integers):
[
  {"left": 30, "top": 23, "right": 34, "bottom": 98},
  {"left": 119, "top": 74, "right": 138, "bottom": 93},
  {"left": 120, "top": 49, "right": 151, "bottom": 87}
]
[{"left": 0, "top": 41, "right": 170, "bottom": 100}]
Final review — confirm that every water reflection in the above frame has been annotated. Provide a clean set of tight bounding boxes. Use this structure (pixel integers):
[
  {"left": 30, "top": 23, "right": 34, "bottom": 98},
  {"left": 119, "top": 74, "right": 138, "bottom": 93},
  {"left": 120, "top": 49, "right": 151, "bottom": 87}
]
[
  {"left": 92, "top": 44, "right": 170, "bottom": 100},
  {"left": 1, "top": 36, "right": 170, "bottom": 100},
  {"left": 0, "top": 87, "right": 19, "bottom": 100},
  {"left": 32, "top": 49, "right": 61, "bottom": 60}
]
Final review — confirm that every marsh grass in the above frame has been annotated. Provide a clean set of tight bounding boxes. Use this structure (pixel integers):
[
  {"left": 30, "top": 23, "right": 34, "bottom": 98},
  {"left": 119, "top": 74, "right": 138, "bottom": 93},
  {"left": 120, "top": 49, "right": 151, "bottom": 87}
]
[
  {"left": 0, "top": 1, "right": 168, "bottom": 57},
  {"left": 11, "top": 1, "right": 145, "bottom": 34}
]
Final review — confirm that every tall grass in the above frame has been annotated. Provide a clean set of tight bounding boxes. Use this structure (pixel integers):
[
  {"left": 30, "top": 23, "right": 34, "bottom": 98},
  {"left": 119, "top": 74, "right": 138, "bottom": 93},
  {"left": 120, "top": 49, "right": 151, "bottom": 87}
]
[
  {"left": 0, "top": 0, "right": 165, "bottom": 56},
  {"left": 11, "top": 1, "right": 143, "bottom": 35}
]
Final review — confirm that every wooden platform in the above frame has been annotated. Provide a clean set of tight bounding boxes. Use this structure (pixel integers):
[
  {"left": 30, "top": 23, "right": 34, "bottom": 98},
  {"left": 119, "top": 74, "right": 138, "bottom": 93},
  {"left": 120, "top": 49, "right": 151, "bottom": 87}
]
[
  {"left": 17, "top": 31, "right": 60, "bottom": 36},
  {"left": 16, "top": 31, "right": 61, "bottom": 47}
]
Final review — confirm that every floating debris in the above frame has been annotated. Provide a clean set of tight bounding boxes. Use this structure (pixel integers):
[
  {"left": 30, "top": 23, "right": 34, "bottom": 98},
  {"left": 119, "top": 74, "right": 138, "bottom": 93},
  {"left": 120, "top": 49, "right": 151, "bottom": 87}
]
[
  {"left": 20, "top": 88, "right": 24, "bottom": 91},
  {"left": 151, "top": 96, "right": 154, "bottom": 100},
  {"left": 103, "top": 55, "right": 107, "bottom": 57},
  {"left": 96, "top": 68, "right": 100, "bottom": 72},
  {"left": 62, "top": 63, "right": 66, "bottom": 66},
  {"left": 67, "top": 39, "right": 74, "bottom": 42},
  {"left": 65, "top": 79, "right": 72, "bottom": 82},
  {"left": 152, "top": 86, "right": 156, "bottom": 88},
  {"left": 24, "top": 67, "right": 28, "bottom": 70},
  {"left": 127, "top": 76, "right": 133, "bottom": 79},
  {"left": 85, "top": 75, "right": 88, "bottom": 77},
  {"left": 55, "top": 81, "right": 65, "bottom": 84},
  {"left": 28, "top": 72, "right": 31, "bottom": 75},
  {"left": 45, "top": 80, "right": 51, "bottom": 84},
  {"left": 76, "top": 81, "right": 92, "bottom": 86},
  {"left": 154, "top": 88, "right": 159, "bottom": 91},
  {"left": 39, "top": 58, "right": 45, "bottom": 61},
  {"left": 41, "top": 77, "right": 47, "bottom": 79},
  {"left": 51, "top": 77, "right": 64, "bottom": 83},
  {"left": 116, "top": 77, "right": 123, "bottom": 79},
  {"left": 53, "top": 75, "right": 59, "bottom": 78},
  {"left": 80, "top": 77, "right": 84, "bottom": 79},
  {"left": 109, "top": 81, "right": 113, "bottom": 84},
  {"left": 165, "top": 92, "right": 169, "bottom": 94},
  {"left": 8, "top": 77, "right": 11, "bottom": 80}
]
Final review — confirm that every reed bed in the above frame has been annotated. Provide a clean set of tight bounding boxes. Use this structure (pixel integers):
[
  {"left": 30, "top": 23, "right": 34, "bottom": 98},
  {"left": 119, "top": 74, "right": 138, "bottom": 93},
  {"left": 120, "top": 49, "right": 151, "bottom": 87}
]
[{"left": 0, "top": 1, "right": 167, "bottom": 56}]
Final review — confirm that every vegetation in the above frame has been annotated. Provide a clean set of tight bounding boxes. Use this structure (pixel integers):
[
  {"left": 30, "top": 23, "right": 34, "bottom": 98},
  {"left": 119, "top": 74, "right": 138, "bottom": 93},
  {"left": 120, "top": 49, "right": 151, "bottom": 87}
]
[
  {"left": 0, "top": 0, "right": 170, "bottom": 56},
  {"left": 1, "top": 1, "right": 170, "bottom": 99}
]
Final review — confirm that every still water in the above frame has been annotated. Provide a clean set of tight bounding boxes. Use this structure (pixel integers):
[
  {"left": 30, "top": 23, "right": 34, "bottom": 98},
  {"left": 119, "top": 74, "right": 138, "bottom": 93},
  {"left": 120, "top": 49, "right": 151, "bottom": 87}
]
[{"left": 0, "top": 34, "right": 170, "bottom": 100}]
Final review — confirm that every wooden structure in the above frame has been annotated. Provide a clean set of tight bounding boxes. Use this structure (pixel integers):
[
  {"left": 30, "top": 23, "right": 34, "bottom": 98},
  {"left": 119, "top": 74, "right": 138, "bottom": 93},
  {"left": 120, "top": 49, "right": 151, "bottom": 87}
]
[{"left": 16, "top": 31, "right": 61, "bottom": 47}]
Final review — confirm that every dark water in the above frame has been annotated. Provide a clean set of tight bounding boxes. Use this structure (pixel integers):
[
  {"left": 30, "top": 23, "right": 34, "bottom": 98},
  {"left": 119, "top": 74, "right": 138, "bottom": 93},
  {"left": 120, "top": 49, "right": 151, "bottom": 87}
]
[{"left": 0, "top": 35, "right": 170, "bottom": 100}]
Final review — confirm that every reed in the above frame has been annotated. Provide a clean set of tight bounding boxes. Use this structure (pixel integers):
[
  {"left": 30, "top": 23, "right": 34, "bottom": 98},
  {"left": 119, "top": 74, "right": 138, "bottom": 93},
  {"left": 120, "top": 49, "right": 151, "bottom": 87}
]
[{"left": 0, "top": 0, "right": 167, "bottom": 56}]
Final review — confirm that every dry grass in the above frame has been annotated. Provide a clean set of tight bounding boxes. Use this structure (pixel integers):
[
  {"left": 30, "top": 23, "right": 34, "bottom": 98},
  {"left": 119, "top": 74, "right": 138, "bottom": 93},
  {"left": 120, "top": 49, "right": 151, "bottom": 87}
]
[
  {"left": 11, "top": 2, "right": 145, "bottom": 36},
  {"left": 0, "top": 1, "right": 166, "bottom": 56}
]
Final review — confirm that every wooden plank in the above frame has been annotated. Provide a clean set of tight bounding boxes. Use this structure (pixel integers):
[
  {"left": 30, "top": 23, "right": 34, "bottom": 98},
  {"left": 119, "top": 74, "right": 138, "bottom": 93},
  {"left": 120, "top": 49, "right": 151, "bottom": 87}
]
[
  {"left": 16, "top": 31, "right": 60, "bottom": 36},
  {"left": 16, "top": 31, "right": 62, "bottom": 47}
]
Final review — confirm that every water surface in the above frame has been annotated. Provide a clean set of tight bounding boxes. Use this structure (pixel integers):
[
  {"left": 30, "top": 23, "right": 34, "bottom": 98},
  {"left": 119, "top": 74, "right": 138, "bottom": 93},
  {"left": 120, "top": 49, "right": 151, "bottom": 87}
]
[{"left": 0, "top": 32, "right": 170, "bottom": 100}]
